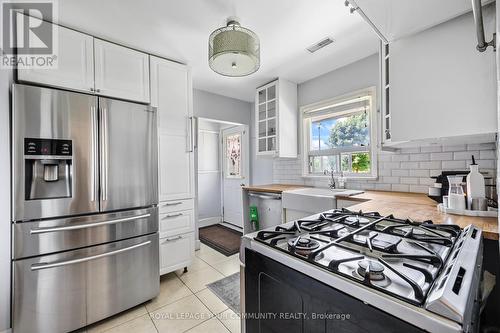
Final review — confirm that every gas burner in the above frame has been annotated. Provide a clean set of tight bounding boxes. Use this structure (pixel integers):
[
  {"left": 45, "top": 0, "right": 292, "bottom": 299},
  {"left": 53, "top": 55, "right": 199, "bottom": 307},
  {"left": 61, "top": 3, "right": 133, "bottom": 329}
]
[
  {"left": 288, "top": 237, "right": 320, "bottom": 256},
  {"left": 357, "top": 260, "right": 385, "bottom": 281},
  {"left": 345, "top": 215, "right": 370, "bottom": 226}
]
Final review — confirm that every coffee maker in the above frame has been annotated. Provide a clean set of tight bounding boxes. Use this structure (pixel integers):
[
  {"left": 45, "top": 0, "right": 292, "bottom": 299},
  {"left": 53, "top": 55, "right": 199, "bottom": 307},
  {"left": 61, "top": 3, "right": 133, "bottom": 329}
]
[{"left": 24, "top": 138, "right": 72, "bottom": 200}]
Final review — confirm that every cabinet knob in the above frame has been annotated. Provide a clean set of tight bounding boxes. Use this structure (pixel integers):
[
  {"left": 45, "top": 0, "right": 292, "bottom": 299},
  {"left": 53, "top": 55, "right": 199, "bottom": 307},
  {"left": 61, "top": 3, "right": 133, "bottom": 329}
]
[
  {"left": 90, "top": 87, "right": 94, "bottom": 92},
  {"left": 95, "top": 88, "right": 101, "bottom": 93}
]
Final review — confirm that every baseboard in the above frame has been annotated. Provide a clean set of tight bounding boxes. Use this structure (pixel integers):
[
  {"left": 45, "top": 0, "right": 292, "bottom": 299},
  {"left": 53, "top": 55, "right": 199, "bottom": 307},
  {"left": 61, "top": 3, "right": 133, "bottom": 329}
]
[
  {"left": 1, "top": 328, "right": 12, "bottom": 333},
  {"left": 220, "top": 221, "right": 243, "bottom": 233},
  {"left": 198, "top": 216, "right": 222, "bottom": 228},
  {"left": 195, "top": 239, "right": 201, "bottom": 251}
]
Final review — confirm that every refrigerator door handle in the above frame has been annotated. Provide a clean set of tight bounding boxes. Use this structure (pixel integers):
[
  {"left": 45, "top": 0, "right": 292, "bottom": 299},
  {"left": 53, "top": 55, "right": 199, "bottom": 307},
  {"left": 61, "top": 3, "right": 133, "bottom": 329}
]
[
  {"left": 30, "top": 240, "right": 152, "bottom": 271},
  {"left": 90, "top": 105, "right": 98, "bottom": 202},
  {"left": 100, "top": 106, "right": 108, "bottom": 201},
  {"left": 30, "top": 213, "right": 152, "bottom": 235}
]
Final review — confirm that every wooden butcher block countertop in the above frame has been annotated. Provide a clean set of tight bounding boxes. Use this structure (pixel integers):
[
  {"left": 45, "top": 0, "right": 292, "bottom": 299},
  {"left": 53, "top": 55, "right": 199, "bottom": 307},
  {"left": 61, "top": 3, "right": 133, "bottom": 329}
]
[
  {"left": 242, "top": 184, "right": 310, "bottom": 194},
  {"left": 337, "top": 191, "right": 499, "bottom": 240}
]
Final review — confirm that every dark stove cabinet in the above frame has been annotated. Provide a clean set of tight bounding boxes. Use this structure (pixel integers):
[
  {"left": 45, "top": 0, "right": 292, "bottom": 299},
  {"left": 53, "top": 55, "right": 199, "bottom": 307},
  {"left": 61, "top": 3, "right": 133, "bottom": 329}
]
[{"left": 244, "top": 249, "right": 423, "bottom": 333}]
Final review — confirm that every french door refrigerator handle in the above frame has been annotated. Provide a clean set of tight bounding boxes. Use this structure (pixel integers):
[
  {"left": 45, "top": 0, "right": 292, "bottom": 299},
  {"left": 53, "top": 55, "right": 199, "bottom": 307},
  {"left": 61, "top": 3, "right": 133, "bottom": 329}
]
[
  {"left": 30, "top": 213, "right": 152, "bottom": 235},
  {"left": 100, "top": 106, "right": 109, "bottom": 201},
  {"left": 30, "top": 240, "right": 152, "bottom": 271},
  {"left": 187, "top": 117, "right": 194, "bottom": 152},
  {"left": 90, "top": 105, "right": 99, "bottom": 202}
]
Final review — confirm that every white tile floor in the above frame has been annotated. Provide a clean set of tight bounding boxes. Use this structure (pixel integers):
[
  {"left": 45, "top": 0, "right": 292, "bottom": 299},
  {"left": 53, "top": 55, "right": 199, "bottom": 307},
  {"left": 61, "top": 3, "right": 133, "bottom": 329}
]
[{"left": 81, "top": 244, "right": 241, "bottom": 333}]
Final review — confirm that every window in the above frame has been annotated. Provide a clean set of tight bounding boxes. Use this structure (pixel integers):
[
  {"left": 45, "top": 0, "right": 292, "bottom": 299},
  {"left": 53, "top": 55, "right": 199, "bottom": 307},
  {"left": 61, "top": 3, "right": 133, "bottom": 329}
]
[{"left": 302, "top": 88, "right": 377, "bottom": 178}]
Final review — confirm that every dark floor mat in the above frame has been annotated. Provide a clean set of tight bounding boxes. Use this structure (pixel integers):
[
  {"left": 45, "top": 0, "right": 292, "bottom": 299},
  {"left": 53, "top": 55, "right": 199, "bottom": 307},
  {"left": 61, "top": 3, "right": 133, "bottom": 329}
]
[
  {"left": 207, "top": 272, "right": 240, "bottom": 313},
  {"left": 199, "top": 224, "right": 242, "bottom": 256}
]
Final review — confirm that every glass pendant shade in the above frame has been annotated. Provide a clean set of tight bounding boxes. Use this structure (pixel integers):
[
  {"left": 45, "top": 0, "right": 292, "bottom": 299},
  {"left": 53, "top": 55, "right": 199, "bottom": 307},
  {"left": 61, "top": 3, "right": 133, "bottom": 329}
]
[{"left": 209, "top": 18, "right": 260, "bottom": 77}]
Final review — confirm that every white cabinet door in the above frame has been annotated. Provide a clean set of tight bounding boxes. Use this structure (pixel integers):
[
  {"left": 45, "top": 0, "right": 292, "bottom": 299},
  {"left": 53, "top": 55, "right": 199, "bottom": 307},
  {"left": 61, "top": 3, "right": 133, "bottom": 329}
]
[
  {"left": 158, "top": 134, "right": 194, "bottom": 201},
  {"left": 150, "top": 57, "right": 191, "bottom": 135},
  {"left": 152, "top": 56, "right": 194, "bottom": 201},
  {"left": 17, "top": 22, "right": 94, "bottom": 93},
  {"left": 159, "top": 232, "right": 194, "bottom": 275},
  {"left": 94, "top": 39, "right": 150, "bottom": 103}
]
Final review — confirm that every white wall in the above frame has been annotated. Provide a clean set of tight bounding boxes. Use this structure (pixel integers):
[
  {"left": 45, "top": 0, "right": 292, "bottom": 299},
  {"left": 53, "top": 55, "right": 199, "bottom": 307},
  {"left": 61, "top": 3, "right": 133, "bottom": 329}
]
[
  {"left": 197, "top": 120, "right": 222, "bottom": 221},
  {"left": 390, "top": 3, "right": 497, "bottom": 142},
  {"left": 0, "top": 70, "right": 12, "bottom": 331}
]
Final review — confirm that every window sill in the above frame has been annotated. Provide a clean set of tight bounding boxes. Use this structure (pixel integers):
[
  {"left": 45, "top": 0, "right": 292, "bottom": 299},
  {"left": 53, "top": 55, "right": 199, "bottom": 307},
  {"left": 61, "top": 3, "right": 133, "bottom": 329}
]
[{"left": 301, "top": 175, "right": 378, "bottom": 181}]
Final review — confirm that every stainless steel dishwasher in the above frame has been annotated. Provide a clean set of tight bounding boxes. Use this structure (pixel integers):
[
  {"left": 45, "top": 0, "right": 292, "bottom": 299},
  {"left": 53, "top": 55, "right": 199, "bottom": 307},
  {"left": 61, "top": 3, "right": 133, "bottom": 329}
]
[{"left": 248, "top": 191, "right": 283, "bottom": 230}]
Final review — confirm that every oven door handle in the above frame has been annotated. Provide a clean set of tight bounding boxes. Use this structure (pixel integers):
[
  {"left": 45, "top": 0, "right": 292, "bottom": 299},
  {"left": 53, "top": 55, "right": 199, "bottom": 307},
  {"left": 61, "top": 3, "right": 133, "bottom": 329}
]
[
  {"left": 30, "top": 241, "right": 152, "bottom": 271},
  {"left": 30, "top": 213, "right": 151, "bottom": 235}
]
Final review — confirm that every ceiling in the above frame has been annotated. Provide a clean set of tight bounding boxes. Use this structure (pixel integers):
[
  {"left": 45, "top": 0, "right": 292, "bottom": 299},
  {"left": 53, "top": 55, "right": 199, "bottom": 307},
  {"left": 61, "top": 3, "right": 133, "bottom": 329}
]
[{"left": 57, "top": 0, "right": 379, "bottom": 102}]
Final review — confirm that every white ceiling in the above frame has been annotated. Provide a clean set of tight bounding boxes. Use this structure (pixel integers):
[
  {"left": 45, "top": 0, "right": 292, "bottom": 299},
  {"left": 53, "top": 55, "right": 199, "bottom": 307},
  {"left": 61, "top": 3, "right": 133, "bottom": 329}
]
[{"left": 57, "top": 0, "right": 379, "bottom": 102}]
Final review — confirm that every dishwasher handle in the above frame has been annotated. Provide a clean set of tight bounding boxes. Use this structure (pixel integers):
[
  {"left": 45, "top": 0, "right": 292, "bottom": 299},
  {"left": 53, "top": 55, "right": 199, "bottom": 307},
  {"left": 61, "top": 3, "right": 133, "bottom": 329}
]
[{"left": 248, "top": 192, "right": 282, "bottom": 200}]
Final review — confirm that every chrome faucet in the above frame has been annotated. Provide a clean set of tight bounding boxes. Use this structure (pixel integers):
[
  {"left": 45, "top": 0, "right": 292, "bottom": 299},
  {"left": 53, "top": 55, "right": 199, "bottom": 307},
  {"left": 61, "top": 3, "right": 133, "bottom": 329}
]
[{"left": 324, "top": 169, "right": 336, "bottom": 190}]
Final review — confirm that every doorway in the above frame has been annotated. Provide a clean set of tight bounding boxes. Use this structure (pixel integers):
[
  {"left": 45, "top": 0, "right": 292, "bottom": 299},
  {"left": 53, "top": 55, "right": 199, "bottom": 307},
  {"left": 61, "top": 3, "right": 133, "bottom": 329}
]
[{"left": 196, "top": 118, "right": 249, "bottom": 255}]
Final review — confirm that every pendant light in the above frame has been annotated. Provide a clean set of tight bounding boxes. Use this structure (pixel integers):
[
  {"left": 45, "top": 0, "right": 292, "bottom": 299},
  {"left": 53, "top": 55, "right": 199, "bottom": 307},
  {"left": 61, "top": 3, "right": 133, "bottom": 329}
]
[{"left": 209, "top": 17, "right": 260, "bottom": 77}]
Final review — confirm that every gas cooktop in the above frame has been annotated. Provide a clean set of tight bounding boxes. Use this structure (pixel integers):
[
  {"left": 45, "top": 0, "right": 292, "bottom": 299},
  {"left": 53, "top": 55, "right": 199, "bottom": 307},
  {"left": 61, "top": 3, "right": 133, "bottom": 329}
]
[{"left": 254, "top": 208, "right": 462, "bottom": 305}]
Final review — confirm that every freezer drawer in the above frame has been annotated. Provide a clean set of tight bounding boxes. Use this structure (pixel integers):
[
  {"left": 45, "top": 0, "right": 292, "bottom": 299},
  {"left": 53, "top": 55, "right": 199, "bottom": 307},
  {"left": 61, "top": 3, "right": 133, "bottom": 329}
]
[
  {"left": 13, "top": 233, "right": 159, "bottom": 333},
  {"left": 12, "top": 207, "right": 158, "bottom": 259}
]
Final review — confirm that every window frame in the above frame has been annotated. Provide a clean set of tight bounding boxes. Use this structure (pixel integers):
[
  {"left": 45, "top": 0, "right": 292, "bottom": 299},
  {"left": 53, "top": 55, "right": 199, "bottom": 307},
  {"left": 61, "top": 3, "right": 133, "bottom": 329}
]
[{"left": 300, "top": 87, "right": 378, "bottom": 179}]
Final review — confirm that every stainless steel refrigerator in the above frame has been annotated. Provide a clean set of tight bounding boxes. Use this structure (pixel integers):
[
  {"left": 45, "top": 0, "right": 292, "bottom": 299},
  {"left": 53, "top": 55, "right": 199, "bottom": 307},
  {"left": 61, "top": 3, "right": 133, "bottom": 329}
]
[{"left": 11, "top": 84, "right": 159, "bottom": 333}]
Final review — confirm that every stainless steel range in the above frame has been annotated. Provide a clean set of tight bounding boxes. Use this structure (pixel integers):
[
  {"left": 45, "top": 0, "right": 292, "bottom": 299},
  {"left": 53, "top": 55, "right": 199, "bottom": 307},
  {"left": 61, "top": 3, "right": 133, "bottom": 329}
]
[
  {"left": 11, "top": 84, "right": 159, "bottom": 333},
  {"left": 240, "top": 208, "right": 483, "bottom": 333}
]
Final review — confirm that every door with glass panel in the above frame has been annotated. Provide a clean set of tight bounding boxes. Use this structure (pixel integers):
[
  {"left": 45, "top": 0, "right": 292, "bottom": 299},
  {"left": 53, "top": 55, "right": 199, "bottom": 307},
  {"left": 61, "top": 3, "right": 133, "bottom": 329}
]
[{"left": 222, "top": 125, "right": 249, "bottom": 228}]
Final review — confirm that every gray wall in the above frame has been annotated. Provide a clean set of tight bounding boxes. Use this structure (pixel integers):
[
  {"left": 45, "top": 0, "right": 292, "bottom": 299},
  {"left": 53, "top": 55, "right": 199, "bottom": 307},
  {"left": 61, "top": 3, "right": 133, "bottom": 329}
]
[
  {"left": 298, "top": 53, "right": 379, "bottom": 107},
  {"left": 193, "top": 89, "right": 251, "bottom": 126},
  {"left": 0, "top": 70, "right": 12, "bottom": 331}
]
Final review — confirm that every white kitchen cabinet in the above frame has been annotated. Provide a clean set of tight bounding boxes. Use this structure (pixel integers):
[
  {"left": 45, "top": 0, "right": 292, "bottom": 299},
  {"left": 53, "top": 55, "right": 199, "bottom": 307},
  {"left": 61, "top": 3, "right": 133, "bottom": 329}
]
[
  {"left": 94, "top": 39, "right": 150, "bottom": 103},
  {"left": 386, "top": 8, "right": 497, "bottom": 146},
  {"left": 17, "top": 21, "right": 94, "bottom": 93},
  {"left": 159, "top": 209, "right": 195, "bottom": 238},
  {"left": 159, "top": 232, "right": 195, "bottom": 275},
  {"left": 151, "top": 55, "right": 195, "bottom": 275},
  {"left": 151, "top": 56, "right": 195, "bottom": 202},
  {"left": 255, "top": 79, "right": 297, "bottom": 158}
]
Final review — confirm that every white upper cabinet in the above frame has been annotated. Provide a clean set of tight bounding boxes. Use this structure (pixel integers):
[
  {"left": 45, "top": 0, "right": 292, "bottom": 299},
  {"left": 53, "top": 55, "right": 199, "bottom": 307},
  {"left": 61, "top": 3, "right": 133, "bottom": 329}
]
[
  {"left": 17, "top": 22, "right": 94, "bottom": 93},
  {"left": 151, "top": 56, "right": 194, "bottom": 201},
  {"left": 386, "top": 6, "right": 497, "bottom": 145},
  {"left": 255, "top": 79, "right": 297, "bottom": 158},
  {"left": 94, "top": 39, "right": 150, "bottom": 103},
  {"left": 350, "top": 0, "right": 479, "bottom": 42}
]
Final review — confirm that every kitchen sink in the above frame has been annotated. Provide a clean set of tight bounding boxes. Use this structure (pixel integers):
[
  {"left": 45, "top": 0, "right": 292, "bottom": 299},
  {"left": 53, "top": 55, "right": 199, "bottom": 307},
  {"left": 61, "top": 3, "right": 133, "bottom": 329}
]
[{"left": 282, "top": 187, "right": 364, "bottom": 221}]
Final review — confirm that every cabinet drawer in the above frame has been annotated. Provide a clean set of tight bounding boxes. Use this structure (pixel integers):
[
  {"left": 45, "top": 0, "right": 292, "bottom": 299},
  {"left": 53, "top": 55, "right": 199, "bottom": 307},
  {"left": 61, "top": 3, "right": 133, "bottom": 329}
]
[
  {"left": 159, "top": 232, "right": 194, "bottom": 275},
  {"left": 159, "top": 210, "right": 194, "bottom": 237},
  {"left": 159, "top": 199, "right": 194, "bottom": 214}
]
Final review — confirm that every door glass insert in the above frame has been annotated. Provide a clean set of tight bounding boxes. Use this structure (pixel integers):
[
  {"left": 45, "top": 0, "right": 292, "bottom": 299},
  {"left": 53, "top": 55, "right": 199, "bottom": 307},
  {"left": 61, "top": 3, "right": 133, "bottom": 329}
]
[
  {"left": 226, "top": 133, "right": 242, "bottom": 178},
  {"left": 267, "top": 100, "right": 276, "bottom": 118},
  {"left": 258, "top": 89, "right": 266, "bottom": 104},
  {"left": 258, "top": 139, "right": 266, "bottom": 152},
  {"left": 267, "top": 137, "right": 276, "bottom": 151},
  {"left": 259, "top": 104, "right": 266, "bottom": 121},
  {"left": 267, "top": 85, "right": 276, "bottom": 100},
  {"left": 267, "top": 118, "right": 276, "bottom": 136},
  {"left": 258, "top": 121, "right": 266, "bottom": 138}
]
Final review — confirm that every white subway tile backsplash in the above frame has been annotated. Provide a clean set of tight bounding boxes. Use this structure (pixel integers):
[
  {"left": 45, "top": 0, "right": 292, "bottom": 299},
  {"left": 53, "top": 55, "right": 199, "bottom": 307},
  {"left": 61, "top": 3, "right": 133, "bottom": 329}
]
[
  {"left": 430, "top": 152, "right": 453, "bottom": 161},
  {"left": 419, "top": 161, "right": 441, "bottom": 169},
  {"left": 443, "top": 145, "right": 466, "bottom": 152},
  {"left": 400, "top": 162, "right": 420, "bottom": 169},
  {"left": 480, "top": 150, "right": 496, "bottom": 160},
  {"left": 392, "top": 184, "right": 410, "bottom": 192},
  {"left": 400, "top": 177, "right": 419, "bottom": 185},
  {"left": 392, "top": 154, "right": 409, "bottom": 162},
  {"left": 420, "top": 146, "right": 442, "bottom": 153},
  {"left": 410, "top": 153, "right": 430, "bottom": 161},
  {"left": 410, "top": 169, "right": 430, "bottom": 177},
  {"left": 454, "top": 151, "right": 478, "bottom": 161},
  {"left": 442, "top": 160, "right": 466, "bottom": 170},
  {"left": 392, "top": 169, "right": 409, "bottom": 177},
  {"left": 272, "top": 144, "right": 496, "bottom": 194}
]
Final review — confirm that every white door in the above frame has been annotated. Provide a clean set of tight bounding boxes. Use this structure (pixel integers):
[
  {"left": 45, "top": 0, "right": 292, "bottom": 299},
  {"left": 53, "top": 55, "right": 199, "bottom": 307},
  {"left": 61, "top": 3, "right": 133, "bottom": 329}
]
[
  {"left": 94, "top": 39, "right": 150, "bottom": 103},
  {"left": 222, "top": 125, "right": 249, "bottom": 229},
  {"left": 17, "top": 19, "right": 94, "bottom": 93}
]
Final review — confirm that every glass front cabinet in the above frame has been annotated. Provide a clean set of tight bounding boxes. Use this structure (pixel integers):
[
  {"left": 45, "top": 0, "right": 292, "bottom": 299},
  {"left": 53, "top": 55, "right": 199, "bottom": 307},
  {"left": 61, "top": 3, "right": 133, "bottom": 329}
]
[{"left": 255, "top": 79, "right": 298, "bottom": 158}]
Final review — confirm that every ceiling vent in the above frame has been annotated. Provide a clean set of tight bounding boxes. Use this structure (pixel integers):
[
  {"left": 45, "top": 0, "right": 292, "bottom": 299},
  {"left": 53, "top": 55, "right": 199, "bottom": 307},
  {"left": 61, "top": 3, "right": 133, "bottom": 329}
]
[{"left": 306, "top": 37, "right": 334, "bottom": 53}]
